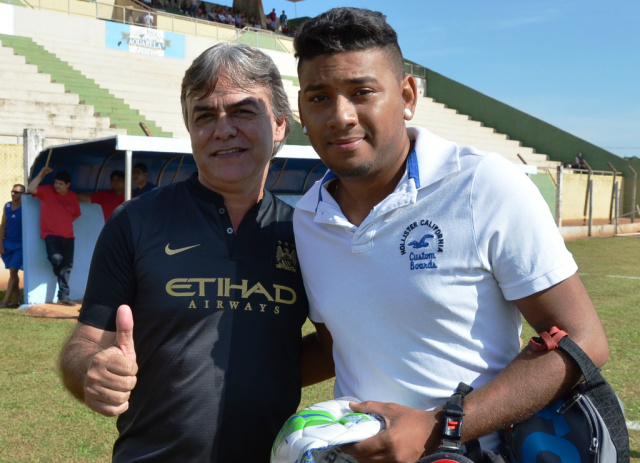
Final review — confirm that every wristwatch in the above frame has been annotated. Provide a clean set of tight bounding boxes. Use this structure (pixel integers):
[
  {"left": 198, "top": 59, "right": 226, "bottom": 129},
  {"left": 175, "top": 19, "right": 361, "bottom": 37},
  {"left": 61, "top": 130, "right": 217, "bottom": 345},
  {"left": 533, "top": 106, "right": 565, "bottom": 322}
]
[{"left": 440, "top": 383, "right": 473, "bottom": 453}]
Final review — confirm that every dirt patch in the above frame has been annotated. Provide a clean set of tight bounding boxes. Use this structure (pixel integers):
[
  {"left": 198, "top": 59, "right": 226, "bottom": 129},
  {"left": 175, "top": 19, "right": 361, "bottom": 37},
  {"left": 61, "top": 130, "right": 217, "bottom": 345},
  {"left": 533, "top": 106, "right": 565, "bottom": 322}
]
[{"left": 22, "top": 301, "right": 81, "bottom": 320}]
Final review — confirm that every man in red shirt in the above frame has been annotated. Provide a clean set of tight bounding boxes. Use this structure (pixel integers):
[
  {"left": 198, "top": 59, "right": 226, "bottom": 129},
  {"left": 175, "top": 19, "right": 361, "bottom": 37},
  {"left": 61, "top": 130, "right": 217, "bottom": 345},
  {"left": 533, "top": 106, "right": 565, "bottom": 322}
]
[
  {"left": 78, "top": 170, "right": 126, "bottom": 222},
  {"left": 28, "top": 167, "right": 82, "bottom": 306}
]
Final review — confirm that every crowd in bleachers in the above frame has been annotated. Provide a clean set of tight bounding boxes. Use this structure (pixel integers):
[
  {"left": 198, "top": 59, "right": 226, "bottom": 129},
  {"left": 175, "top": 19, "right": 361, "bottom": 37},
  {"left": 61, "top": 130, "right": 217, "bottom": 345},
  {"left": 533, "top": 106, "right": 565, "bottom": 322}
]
[{"left": 133, "top": 0, "right": 292, "bottom": 36}]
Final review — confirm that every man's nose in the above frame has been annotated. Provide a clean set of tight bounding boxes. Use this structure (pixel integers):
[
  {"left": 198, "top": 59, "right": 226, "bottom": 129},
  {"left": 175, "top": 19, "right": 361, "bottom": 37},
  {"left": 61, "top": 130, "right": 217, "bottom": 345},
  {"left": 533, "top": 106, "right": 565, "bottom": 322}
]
[
  {"left": 327, "top": 96, "right": 357, "bottom": 130},
  {"left": 214, "top": 114, "right": 238, "bottom": 140}
]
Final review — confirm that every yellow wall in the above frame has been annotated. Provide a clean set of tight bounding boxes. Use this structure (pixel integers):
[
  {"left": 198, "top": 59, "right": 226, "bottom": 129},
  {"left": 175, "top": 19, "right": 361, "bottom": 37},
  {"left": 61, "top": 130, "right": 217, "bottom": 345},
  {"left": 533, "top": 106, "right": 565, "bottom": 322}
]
[
  {"left": 561, "top": 172, "right": 622, "bottom": 220},
  {"left": 0, "top": 144, "right": 25, "bottom": 198}
]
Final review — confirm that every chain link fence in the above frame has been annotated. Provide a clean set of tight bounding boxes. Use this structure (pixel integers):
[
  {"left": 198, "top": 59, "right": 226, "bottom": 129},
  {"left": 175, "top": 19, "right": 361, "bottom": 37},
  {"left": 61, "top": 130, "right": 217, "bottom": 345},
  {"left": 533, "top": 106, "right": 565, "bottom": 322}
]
[{"left": 0, "top": 144, "right": 25, "bottom": 199}]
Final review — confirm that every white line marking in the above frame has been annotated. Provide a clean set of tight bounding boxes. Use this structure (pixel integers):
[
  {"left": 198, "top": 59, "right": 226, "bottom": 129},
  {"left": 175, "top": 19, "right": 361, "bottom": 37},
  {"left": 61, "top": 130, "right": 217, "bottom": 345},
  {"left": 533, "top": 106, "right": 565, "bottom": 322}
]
[
  {"left": 579, "top": 273, "right": 640, "bottom": 280},
  {"left": 627, "top": 420, "right": 640, "bottom": 431}
]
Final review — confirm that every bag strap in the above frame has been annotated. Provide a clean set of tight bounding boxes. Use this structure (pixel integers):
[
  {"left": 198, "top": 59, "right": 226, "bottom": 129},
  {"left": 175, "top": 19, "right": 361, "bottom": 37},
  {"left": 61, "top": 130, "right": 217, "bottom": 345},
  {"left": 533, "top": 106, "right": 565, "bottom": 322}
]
[
  {"left": 556, "top": 335, "right": 606, "bottom": 390},
  {"left": 531, "top": 328, "right": 629, "bottom": 463},
  {"left": 558, "top": 336, "right": 630, "bottom": 463}
]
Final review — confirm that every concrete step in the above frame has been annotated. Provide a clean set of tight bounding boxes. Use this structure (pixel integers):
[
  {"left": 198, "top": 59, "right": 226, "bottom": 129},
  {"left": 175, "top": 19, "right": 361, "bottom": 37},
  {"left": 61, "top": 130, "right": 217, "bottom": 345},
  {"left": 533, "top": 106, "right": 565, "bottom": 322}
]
[
  {"left": 0, "top": 87, "right": 80, "bottom": 103},
  {"left": 0, "top": 51, "right": 29, "bottom": 65},
  {"left": 0, "top": 70, "right": 54, "bottom": 84},
  {"left": 0, "top": 121, "right": 127, "bottom": 139},
  {"left": 0, "top": 112, "right": 112, "bottom": 129},
  {"left": 0, "top": 98, "right": 97, "bottom": 116}
]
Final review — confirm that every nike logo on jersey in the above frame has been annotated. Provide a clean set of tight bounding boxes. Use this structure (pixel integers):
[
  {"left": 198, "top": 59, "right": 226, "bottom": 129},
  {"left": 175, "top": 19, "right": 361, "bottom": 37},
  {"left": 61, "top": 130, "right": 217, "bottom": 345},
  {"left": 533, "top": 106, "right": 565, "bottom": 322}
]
[{"left": 165, "top": 243, "right": 201, "bottom": 255}]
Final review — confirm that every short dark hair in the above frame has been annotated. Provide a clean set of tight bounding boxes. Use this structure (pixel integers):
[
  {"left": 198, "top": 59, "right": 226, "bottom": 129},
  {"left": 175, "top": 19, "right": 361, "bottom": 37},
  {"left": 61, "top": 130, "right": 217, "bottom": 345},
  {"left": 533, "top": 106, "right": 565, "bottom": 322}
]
[
  {"left": 133, "top": 162, "right": 148, "bottom": 173},
  {"left": 110, "top": 170, "right": 125, "bottom": 181},
  {"left": 294, "top": 7, "right": 405, "bottom": 79},
  {"left": 55, "top": 171, "right": 71, "bottom": 184},
  {"left": 13, "top": 184, "right": 25, "bottom": 192}
]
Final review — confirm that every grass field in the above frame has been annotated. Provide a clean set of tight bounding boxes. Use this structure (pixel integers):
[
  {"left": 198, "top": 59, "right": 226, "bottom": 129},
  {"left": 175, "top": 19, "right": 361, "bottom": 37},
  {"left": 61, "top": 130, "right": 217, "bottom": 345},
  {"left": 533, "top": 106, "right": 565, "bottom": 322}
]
[{"left": 0, "top": 236, "right": 638, "bottom": 462}]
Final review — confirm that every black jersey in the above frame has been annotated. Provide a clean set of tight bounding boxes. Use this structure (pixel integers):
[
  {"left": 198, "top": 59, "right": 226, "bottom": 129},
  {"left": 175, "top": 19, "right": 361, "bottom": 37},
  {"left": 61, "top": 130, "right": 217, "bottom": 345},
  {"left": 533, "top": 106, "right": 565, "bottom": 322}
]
[{"left": 79, "top": 174, "right": 308, "bottom": 463}]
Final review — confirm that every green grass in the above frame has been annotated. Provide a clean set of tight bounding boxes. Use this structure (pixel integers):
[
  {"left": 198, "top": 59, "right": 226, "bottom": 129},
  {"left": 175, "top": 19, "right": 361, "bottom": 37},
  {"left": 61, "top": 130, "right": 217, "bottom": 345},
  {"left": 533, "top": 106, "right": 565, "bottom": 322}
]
[{"left": 0, "top": 235, "right": 638, "bottom": 461}]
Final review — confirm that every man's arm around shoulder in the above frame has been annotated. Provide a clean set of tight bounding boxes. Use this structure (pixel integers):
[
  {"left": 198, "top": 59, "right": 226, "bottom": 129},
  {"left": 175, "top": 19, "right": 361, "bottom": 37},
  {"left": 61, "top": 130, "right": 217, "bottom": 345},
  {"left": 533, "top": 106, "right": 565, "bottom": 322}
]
[{"left": 301, "top": 321, "right": 335, "bottom": 387}]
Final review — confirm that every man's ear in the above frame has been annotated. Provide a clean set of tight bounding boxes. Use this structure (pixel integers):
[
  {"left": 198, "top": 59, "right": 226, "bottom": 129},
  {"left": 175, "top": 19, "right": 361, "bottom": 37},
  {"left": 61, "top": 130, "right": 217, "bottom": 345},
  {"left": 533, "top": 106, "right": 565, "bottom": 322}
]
[
  {"left": 297, "top": 90, "right": 306, "bottom": 130},
  {"left": 401, "top": 74, "right": 418, "bottom": 120},
  {"left": 274, "top": 117, "right": 287, "bottom": 143}
]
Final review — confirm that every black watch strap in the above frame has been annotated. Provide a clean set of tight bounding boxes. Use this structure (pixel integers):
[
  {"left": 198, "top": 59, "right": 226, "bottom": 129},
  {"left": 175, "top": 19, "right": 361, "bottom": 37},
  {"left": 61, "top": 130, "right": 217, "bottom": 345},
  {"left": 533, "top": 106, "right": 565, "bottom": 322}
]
[{"left": 440, "top": 382, "right": 473, "bottom": 453}]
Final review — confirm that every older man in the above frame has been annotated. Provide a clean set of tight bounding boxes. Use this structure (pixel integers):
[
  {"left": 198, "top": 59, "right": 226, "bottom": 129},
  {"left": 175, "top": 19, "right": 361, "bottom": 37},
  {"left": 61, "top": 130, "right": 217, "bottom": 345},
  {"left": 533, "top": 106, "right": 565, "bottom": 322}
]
[
  {"left": 60, "top": 43, "right": 333, "bottom": 463},
  {"left": 293, "top": 7, "right": 608, "bottom": 462}
]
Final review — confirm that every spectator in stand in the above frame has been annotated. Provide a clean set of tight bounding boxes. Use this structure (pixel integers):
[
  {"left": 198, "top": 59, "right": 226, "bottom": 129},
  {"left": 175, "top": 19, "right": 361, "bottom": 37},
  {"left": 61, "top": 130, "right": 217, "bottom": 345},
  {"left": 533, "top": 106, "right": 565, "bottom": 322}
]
[
  {"left": 268, "top": 8, "right": 277, "bottom": 31},
  {"left": 207, "top": 6, "right": 217, "bottom": 22},
  {"left": 280, "top": 10, "right": 287, "bottom": 30},
  {"left": 78, "top": 171, "right": 126, "bottom": 223},
  {"left": 1, "top": 184, "right": 25, "bottom": 308},
  {"left": 218, "top": 8, "right": 227, "bottom": 23},
  {"left": 572, "top": 152, "right": 587, "bottom": 170},
  {"left": 142, "top": 10, "right": 154, "bottom": 28},
  {"left": 132, "top": 163, "right": 157, "bottom": 197},
  {"left": 180, "top": 0, "right": 188, "bottom": 15},
  {"left": 28, "top": 168, "right": 81, "bottom": 306}
]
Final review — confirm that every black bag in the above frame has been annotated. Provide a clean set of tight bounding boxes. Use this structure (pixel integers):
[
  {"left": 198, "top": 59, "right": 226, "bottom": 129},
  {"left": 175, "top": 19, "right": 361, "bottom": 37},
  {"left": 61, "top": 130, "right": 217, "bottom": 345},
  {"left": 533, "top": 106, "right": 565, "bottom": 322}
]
[{"left": 500, "top": 335, "right": 629, "bottom": 463}]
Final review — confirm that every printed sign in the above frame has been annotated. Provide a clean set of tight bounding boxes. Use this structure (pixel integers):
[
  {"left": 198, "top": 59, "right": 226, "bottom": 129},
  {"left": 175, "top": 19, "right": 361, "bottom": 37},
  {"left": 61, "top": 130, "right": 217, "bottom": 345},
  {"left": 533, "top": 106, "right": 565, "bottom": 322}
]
[{"left": 106, "top": 21, "right": 185, "bottom": 59}]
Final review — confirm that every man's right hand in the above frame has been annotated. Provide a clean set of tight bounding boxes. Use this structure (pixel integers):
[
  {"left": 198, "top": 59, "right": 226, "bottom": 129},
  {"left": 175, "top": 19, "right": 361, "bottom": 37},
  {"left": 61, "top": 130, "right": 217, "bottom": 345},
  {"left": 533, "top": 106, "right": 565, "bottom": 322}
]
[{"left": 83, "top": 305, "right": 138, "bottom": 416}]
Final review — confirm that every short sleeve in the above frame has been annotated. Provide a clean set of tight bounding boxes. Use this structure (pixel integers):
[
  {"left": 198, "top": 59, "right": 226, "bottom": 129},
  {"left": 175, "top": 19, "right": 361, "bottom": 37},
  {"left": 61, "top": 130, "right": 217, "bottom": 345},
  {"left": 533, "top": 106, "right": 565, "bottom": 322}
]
[
  {"left": 78, "top": 207, "right": 136, "bottom": 331},
  {"left": 471, "top": 155, "right": 577, "bottom": 301}
]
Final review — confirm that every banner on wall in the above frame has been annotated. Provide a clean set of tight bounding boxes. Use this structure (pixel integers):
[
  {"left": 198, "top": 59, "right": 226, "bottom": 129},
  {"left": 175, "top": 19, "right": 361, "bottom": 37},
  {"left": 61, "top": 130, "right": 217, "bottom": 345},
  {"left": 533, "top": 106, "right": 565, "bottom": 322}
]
[{"left": 105, "top": 21, "right": 185, "bottom": 59}]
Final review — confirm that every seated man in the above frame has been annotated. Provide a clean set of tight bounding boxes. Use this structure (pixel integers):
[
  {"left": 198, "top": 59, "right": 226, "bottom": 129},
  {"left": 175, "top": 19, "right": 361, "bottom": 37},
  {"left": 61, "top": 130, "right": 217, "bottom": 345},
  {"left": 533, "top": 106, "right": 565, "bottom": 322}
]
[
  {"left": 78, "top": 170, "right": 125, "bottom": 222},
  {"left": 132, "top": 163, "right": 157, "bottom": 197}
]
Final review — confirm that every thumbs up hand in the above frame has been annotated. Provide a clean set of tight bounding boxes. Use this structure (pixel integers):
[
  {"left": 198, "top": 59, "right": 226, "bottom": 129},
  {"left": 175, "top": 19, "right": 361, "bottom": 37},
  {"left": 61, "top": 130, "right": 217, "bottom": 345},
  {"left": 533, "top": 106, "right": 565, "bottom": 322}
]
[
  {"left": 114, "top": 304, "right": 136, "bottom": 363},
  {"left": 83, "top": 305, "right": 139, "bottom": 417}
]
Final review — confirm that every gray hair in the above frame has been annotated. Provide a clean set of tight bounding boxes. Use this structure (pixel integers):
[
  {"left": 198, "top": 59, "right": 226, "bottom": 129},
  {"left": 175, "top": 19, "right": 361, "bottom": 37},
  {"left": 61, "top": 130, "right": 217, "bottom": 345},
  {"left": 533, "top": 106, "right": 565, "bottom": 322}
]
[{"left": 181, "top": 43, "right": 293, "bottom": 155}]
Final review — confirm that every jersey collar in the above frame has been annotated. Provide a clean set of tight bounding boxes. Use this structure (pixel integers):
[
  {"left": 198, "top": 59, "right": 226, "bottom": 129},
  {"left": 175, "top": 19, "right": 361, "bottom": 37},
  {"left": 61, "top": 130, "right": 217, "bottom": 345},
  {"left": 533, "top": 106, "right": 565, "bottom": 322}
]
[{"left": 299, "top": 126, "right": 461, "bottom": 213}]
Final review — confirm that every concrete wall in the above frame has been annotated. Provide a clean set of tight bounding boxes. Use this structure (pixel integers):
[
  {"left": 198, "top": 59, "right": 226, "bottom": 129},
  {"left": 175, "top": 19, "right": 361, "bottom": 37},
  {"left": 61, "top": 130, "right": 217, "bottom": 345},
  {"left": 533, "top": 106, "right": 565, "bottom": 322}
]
[{"left": 561, "top": 172, "right": 622, "bottom": 221}]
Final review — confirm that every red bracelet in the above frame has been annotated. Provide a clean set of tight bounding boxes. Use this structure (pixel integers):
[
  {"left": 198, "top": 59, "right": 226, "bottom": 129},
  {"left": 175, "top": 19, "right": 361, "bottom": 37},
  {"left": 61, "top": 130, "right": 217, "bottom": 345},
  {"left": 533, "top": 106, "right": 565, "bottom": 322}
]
[{"left": 528, "top": 326, "right": 569, "bottom": 352}]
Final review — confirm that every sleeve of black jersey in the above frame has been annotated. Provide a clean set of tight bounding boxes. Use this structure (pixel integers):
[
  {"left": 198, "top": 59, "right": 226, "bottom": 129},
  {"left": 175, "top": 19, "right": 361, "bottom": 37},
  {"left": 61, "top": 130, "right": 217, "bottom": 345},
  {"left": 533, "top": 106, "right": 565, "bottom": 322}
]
[{"left": 78, "top": 206, "right": 137, "bottom": 332}]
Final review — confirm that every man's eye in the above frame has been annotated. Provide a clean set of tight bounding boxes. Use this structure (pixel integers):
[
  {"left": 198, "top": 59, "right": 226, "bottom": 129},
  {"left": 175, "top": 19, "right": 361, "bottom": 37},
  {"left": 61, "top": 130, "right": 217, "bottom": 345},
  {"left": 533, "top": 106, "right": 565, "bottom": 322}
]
[
  {"left": 310, "top": 95, "right": 328, "bottom": 103},
  {"left": 195, "top": 113, "right": 213, "bottom": 122},
  {"left": 354, "top": 89, "right": 373, "bottom": 97}
]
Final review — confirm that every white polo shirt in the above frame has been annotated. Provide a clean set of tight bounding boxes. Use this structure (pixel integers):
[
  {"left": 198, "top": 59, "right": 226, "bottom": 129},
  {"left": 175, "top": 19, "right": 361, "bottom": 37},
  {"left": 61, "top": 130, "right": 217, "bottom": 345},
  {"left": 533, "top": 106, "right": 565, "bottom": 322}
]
[{"left": 294, "top": 126, "right": 577, "bottom": 435}]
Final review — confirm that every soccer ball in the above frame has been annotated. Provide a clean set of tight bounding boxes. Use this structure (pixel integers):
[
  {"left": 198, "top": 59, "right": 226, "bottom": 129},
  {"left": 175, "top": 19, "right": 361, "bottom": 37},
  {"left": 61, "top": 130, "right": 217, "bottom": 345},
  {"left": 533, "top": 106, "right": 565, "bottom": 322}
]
[{"left": 271, "top": 397, "right": 385, "bottom": 463}]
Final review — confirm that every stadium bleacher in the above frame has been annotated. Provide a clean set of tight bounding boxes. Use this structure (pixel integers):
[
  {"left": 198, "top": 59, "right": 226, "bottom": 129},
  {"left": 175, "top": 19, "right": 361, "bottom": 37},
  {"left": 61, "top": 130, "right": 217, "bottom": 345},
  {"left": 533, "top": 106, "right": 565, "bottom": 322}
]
[{"left": 0, "top": 0, "right": 561, "bottom": 169}]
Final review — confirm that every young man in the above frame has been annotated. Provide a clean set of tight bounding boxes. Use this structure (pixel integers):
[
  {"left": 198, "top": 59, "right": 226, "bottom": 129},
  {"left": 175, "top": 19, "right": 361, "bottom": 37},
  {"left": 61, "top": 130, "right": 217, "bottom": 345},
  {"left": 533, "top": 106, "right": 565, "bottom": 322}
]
[
  {"left": 60, "top": 43, "right": 333, "bottom": 463},
  {"left": 131, "top": 162, "right": 157, "bottom": 197},
  {"left": 28, "top": 168, "right": 81, "bottom": 306},
  {"left": 293, "top": 7, "right": 609, "bottom": 462},
  {"left": 78, "top": 170, "right": 126, "bottom": 222},
  {"left": 0, "top": 184, "right": 25, "bottom": 307}
]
